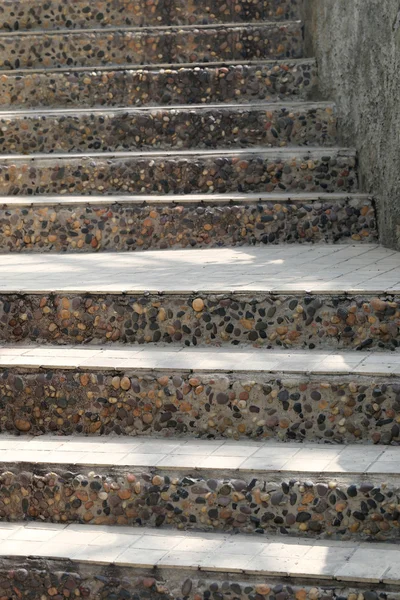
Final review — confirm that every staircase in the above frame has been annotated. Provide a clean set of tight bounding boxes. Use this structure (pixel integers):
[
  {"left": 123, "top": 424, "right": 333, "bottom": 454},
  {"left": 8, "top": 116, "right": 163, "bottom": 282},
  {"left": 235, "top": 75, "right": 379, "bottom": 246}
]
[{"left": 0, "top": 0, "right": 399, "bottom": 598}]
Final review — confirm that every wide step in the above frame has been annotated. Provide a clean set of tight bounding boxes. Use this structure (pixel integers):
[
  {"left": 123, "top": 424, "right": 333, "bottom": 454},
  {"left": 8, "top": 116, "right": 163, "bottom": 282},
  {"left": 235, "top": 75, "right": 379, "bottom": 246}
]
[
  {"left": 0, "top": 102, "right": 337, "bottom": 154},
  {"left": 0, "top": 344, "right": 399, "bottom": 443},
  {"left": 0, "top": 193, "right": 377, "bottom": 252},
  {"left": 0, "top": 22, "right": 303, "bottom": 70},
  {"left": 0, "top": 60, "right": 317, "bottom": 109},
  {"left": 0, "top": 245, "right": 399, "bottom": 349},
  {"left": 0, "top": 0, "right": 303, "bottom": 30},
  {"left": 0, "top": 147, "right": 357, "bottom": 195},
  {"left": 1, "top": 523, "right": 399, "bottom": 594},
  {"left": 0, "top": 436, "right": 399, "bottom": 539}
]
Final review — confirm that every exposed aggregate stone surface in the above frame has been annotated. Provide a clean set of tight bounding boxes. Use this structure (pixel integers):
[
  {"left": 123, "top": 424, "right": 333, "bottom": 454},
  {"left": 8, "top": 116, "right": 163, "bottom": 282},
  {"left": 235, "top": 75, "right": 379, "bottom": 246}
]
[
  {"left": 0, "top": 0, "right": 303, "bottom": 30},
  {"left": 0, "top": 23, "right": 304, "bottom": 71},
  {"left": 0, "top": 104, "right": 337, "bottom": 154},
  {"left": 0, "top": 561, "right": 397, "bottom": 600},
  {"left": 1, "top": 369, "right": 400, "bottom": 444},
  {"left": 0, "top": 464, "right": 398, "bottom": 540},
  {"left": 0, "top": 150, "right": 357, "bottom": 196},
  {"left": 0, "top": 62, "right": 317, "bottom": 109},
  {"left": 0, "top": 196, "right": 377, "bottom": 252},
  {"left": 0, "top": 293, "right": 399, "bottom": 350}
]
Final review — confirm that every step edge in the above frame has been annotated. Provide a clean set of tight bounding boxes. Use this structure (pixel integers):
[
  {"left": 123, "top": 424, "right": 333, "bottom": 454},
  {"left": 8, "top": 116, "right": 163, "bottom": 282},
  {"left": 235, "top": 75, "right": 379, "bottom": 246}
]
[
  {"left": 1, "top": 521, "right": 396, "bottom": 583},
  {"left": 0, "top": 192, "right": 372, "bottom": 207},
  {"left": 3, "top": 56, "right": 316, "bottom": 75},
  {"left": 0, "top": 100, "right": 336, "bottom": 117},
  {"left": 0, "top": 146, "right": 356, "bottom": 161},
  {"left": 0, "top": 20, "right": 303, "bottom": 38}
]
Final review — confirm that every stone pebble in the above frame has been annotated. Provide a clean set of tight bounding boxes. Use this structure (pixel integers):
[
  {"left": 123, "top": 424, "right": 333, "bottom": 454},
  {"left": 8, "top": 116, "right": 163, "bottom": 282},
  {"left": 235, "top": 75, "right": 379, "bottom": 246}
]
[
  {"left": 0, "top": 0, "right": 302, "bottom": 31},
  {"left": 0, "top": 23, "right": 303, "bottom": 71},
  {"left": 0, "top": 465, "right": 398, "bottom": 540},
  {"left": 0, "top": 292, "right": 399, "bottom": 350},
  {"left": 0, "top": 105, "right": 337, "bottom": 155},
  {"left": 0, "top": 151, "right": 357, "bottom": 196},
  {"left": 0, "top": 197, "right": 377, "bottom": 252},
  {"left": 0, "top": 62, "right": 317, "bottom": 110},
  {"left": 1, "top": 368, "right": 399, "bottom": 444},
  {"left": 0, "top": 562, "right": 391, "bottom": 600}
]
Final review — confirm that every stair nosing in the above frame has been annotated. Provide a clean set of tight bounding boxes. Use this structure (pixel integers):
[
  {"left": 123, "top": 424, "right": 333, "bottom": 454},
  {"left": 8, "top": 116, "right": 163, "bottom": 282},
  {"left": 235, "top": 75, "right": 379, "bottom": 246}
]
[
  {"left": 0, "top": 192, "right": 371, "bottom": 207},
  {"left": 0, "top": 146, "right": 356, "bottom": 161},
  {"left": 0, "top": 434, "right": 397, "bottom": 476},
  {"left": 3, "top": 56, "right": 316, "bottom": 75},
  {"left": 0, "top": 20, "right": 302, "bottom": 38},
  {"left": 0, "top": 100, "right": 335, "bottom": 118},
  {"left": 0, "top": 521, "right": 396, "bottom": 583},
  {"left": 0, "top": 344, "right": 397, "bottom": 377}
]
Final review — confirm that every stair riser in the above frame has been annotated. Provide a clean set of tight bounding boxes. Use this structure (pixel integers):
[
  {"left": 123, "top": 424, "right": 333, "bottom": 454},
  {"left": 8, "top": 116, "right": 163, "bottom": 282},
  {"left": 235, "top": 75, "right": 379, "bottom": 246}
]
[
  {"left": 2, "top": 369, "right": 399, "bottom": 444},
  {"left": 0, "top": 62, "right": 317, "bottom": 109},
  {"left": 0, "top": 106, "right": 337, "bottom": 154},
  {"left": 0, "top": 0, "right": 303, "bottom": 30},
  {"left": 0, "top": 562, "right": 397, "bottom": 600},
  {"left": 0, "top": 152, "right": 357, "bottom": 196},
  {"left": 0, "top": 24, "right": 303, "bottom": 71},
  {"left": 0, "top": 197, "right": 377, "bottom": 252},
  {"left": 0, "top": 293, "right": 398, "bottom": 350},
  {"left": 0, "top": 464, "right": 397, "bottom": 540}
]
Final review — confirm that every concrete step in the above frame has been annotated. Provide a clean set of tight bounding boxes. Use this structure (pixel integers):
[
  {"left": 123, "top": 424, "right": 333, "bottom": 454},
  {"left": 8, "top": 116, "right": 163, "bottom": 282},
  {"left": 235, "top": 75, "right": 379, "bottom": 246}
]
[
  {"left": 0, "top": 244, "right": 399, "bottom": 349},
  {"left": 0, "top": 102, "right": 337, "bottom": 155},
  {"left": 0, "top": 523, "right": 399, "bottom": 595},
  {"left": 0, "top": 344, "right": 400, "bottom": 443},
  {"left": 0, "top": 147, "right": 357, "bottom": 195},
  {"left": 0, "top": 0, "right": 303, "bottom": 31},
  {"left": 0, "top": 193, "right": 377, "bottom": 252},
  {"left": 0, "top": 22, "right": 304, "bottom": 71},
  {"left": 0, "top": 435, "right": 399, "bottom": 539},
  {"left": 0, "top": 59, "right": 318, "bottom": 109}
]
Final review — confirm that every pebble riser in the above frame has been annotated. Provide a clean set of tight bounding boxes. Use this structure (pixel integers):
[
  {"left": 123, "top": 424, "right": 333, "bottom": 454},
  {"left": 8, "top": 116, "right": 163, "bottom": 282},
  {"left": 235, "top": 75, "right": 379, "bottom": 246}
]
[
  {"left": 3, "top": 369, "right": 400, "bottom": 444},
  {"left": 0, "top": 562, "right": 397, "bottom": 600},
  {"left": 0, "top": 197, "right": 377, "bottom": 252},
  {"left": 0, "top": 105, "right": 337, "bottom": 155},
  {"left": 0, "top": 23, "right": 303, "bottom": 71},
  {"left": 0, "top": 0, "right": 303, "bottom": 30},
  {"left": 0, "top": 293, "right": 398, "bottom": 350},
  {"left": 0, "top": 151, "right": 357, "bottom": 196},
  {"left": 0, "top": 465, "right": 398, "bottom": 540},
  {"left": 0, "top": 61, "right": 317, "bottom": 109}
]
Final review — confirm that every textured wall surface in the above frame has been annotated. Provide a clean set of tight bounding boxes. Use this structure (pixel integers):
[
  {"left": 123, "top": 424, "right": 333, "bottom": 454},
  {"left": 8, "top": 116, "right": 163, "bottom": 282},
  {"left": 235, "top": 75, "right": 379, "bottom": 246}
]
[{"left": 305, "top": 0, "right": 400, "bottom": 249}]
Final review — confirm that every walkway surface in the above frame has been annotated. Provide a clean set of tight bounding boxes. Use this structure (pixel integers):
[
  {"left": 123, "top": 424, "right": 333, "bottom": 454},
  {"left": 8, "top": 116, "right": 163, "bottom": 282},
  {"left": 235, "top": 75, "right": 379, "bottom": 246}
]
[
  {"left": 1, "top": 245, "right": 400, "bottom": 293},
  {"left": 0, "top": 435, "right": 398, "bottom": 473},
  {"left": 0, "top": 522, "right": 399, "bottom": 583},
  {"left": 1, "top": 344, "right": 400, "bottom": 374}
]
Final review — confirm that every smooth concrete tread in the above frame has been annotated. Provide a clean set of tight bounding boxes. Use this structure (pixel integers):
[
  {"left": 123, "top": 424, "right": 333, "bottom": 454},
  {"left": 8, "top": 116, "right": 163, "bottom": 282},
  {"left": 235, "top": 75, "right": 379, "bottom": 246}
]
[
  {"left": 0, "top": 146, "right": 354, "bottom": 161},
  {"left": 4, "top": 56, "right": 316, "bottom": 75},
  {"left": 1, "top": 245, "right": 400, "bottom": 294},
  {"left": 0, "top": 435, "right": 398, "bottom": 474},
  {"left": 0, "top": 20, "right": 303, "bottom": 37},
  {"left": 1, "top": 344, "right": 400, "bottom": 375},
  {"left": 0, "top": 193, "right": 371, "bottom": 208},
  {"left": 0, "top": 521, "right": 399, "bottom": 583},
  {"left": 0, "top": 100, "right": 335, "bottom": 117}
]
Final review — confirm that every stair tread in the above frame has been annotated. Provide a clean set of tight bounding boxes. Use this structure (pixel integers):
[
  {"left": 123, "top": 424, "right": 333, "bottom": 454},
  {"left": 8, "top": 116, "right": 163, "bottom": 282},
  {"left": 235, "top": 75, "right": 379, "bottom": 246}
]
[
  {"left": 0, "top": 99, "right": 335, "bottom": 117},
  {"left": 0, "top": 244, "right": 398, "bottom": 294},
  {"left": 0, "top": 434, "right": 398, "bottom": 473},
  {"left": 0, "top": 521, "right": 399, "bottom": 582},
  {"left": 0, "top": 146, "right": 354, "bottom": 160},
  {"left": 0, "top": 192, "right": 371, "bottom": 207},
  {"left": 0, "top": 20, "right": 303, "bottom": 37},
  {"left": 0, "top": 344, "right": 399, "bottom": 375},
  {"left": 5, "top": 56, "right": 316, "bottom": 75}
]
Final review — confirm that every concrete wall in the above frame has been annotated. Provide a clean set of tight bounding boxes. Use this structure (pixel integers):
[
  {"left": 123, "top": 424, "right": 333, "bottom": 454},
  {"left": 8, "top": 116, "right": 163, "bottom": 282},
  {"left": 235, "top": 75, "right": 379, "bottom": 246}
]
[{"left": 304, "top": 0, "right": 400, "bottom": 249}]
